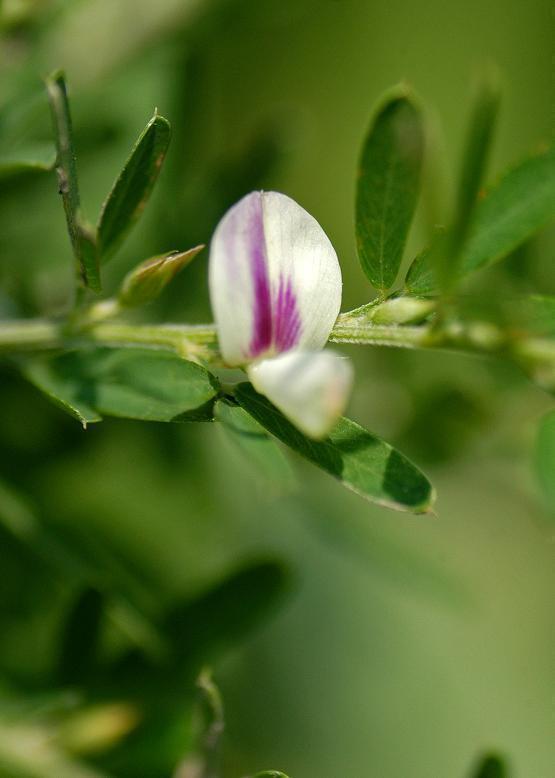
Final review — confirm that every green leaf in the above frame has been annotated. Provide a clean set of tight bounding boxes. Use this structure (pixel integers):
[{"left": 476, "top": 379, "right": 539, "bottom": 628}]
[
  {"left": 215, "top": 399, "right": 295, "bottom": 491},
  {"left": 23, "top": 349, "right": 220, "bottom": 424},
  {"left": 404, "top": 239, "right": 440, "bottom": 295},
  {"left": 23, "top": 357, "right": 102, "bottom": 428},
  {"left": 57, "top": 588, "right": 104, "bottom": 686},
  {"left": 535, "top": 409, "right": 555, "bottom": 517},
  {"left": 97, "top": 113, "right": 171, "bottom": 262},
  {"left": 45, "top": 71, "right": 101, "bottom": 293},
  {"left": 235, "top": 383, "right": 434, "bottom": 513},
  {"left": 453, "top": 70, "right": 500, "bottom": 252},
  {"left": 435, "top": 69, "right": 500, "bottom": 290},
  {"left": 356, "top": 88, "right": 424, "bottom": 292},
  {"left": 119, "top": 246, "right": 203, "bottom": 308},
  {"left": 471, "top": 754, "right": 507, "bottom": 778},
  {"left": 460, "top": 144, "right": 555, "bottom": 275},
  {"left": 0, "top": 143, "right": 56, "bottom": 178},
  {"left": 406, "top": 143, "right": 555, "bottom": 295},
  {"left": 162, "top": 560, "right": 290, "bottom": 670}
]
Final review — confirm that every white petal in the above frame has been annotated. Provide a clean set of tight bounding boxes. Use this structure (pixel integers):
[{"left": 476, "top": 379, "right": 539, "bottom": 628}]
[
  {"left": 247, "top": 350, "right": 353, "bottom": 439},
  {"left": 209, "top": 191, "right": 342, "bottom": 366},
  {"left": 261, "top": 192, "right": 342, "bottom": 351}
]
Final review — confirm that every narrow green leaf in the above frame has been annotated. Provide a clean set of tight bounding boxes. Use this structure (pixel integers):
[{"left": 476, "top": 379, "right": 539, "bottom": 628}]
[
  {"left": 119, "top": 246, "right": 203, "bottom": 308},
  {"left": 460, "top": 144, "right": 555, "bottom": 275},
  {"left": 163, "top": 560, "right": 290, "bottom": 669},
  {"left": 434, "top": 69, "right": 500, "bottom": 290},
  {"left": 535, "top": 410, "right": 555, "bottom": 518},
  {"left": 356, "top": 88, "right": 424, "bottom": 291},
  {"left": 0, "top": 143, "right": 56, "bottom": 178},
  {"left": 215, "top": 399, "right": 295, "bottom": 491},
  {"left": 23, "top": 349, "right": 220, "bottom": 423},
  {"left": 97, "top": 113, "right": 171, "bottom": 262},
  {"left": 454, "top": 70, "right": 500, "bottom": 252},
  {"left": 45, "top": 70, "right": 101, "bottom": 293},
  {"left": 57, "top": 588, "right": 104, "bottom": 685},
  {"left": 235, "top": 383, "right": 434, "bottom": 513},
  {"left": 472, "top": 754, "right": 507, "bottom": 778}
]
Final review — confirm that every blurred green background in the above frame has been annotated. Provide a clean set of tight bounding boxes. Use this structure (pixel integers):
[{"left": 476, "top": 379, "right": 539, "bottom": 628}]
[{"left": 0, "top": 0, "right": 554, "bottom": 776}]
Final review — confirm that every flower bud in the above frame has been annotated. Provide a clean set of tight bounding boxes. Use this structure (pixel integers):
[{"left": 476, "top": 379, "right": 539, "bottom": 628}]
[{"left": 119, "top": 246, "right": 203, "bottom": 308}]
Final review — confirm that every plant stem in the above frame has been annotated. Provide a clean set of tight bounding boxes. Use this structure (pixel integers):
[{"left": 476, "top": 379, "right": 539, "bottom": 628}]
[
  {"left": 0, "top": 307, "right": 552, "bottom": 386},
  {"left": 0, "top": 319, "right": 65, "bottom": 353}
]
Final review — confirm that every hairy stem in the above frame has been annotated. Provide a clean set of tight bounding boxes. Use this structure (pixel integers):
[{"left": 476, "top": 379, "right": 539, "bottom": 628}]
[{"left": 0, "top": 298, "right": 551, "bottom": 387}]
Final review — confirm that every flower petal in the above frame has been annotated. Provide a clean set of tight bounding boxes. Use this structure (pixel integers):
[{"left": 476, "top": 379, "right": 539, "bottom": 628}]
[
  {"left": 247, "top": 350, "right": 353, "bottom": 439},
  {"left": 209, "top": 191, "right": 342, "bottom": 366}
]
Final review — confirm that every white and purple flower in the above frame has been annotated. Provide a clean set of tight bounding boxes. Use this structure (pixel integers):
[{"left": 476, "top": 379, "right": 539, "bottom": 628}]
[{"left": 209, "top": 191, "right": 353, "bottom": 438}]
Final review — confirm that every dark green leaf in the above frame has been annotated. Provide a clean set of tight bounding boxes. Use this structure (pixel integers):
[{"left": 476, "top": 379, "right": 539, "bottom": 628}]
[
  {"left": 45, "top": 70, "right": 101, "bottom": 292},
  {"left": 119, "top": 246, "right": 203, "bottom": 308},
  {"left": 23, "top": 348, "right": 220, "bottom": 423},
  {"left": 0, "top": 143, "right": 56, "bottom": 177},
  {"left": 97, "top": 113, "right": 171, "bottom": 262},
  {"left": 356, "top": 88, "right": 424, "bottom": 291},
  {"left": 235, "top": 383, "right": 434, "bottom": 513},
  {"left": 215, "top": 399, "right": 295, "bottom": 491},
  {"left": 471, "top": 753, "right": 507, "bottom": 778},
  {"left": 535, "top": 409, "right": 555, "bottom": 517},
  {"left": 57, "top": 588, "right": 104, "bottom": 685},
  {"left": 460, "top": 144, "right": 555, "bottom": 275},
  {"left": 163, "top": 560, "right": 290, "bottom": 669}
]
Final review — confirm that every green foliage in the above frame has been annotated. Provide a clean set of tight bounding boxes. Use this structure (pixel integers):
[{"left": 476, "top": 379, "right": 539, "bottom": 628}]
[
  {"left": 97, "top": 113, "right": 171, "bottom": 263},
  {"left": 24, "top": 349, "right": 220, "bottom": 425},
  {"left": 356, "top": 89, "right": 424, "bottom": 292},
  {"left": 45, "top": 71, "right": 101, "bottom": 293},
  {"left": 409, "top": 141, "right": 555, "bottom": 295},
  {"left": 460, "top": 144, "right": 555, "bottom": 276},
  {"left": 453, "top": 70, "right": 501, "bottom": 254},
  {"left": 434, "top": 69, "right": 501, "bottom": 289},
  {"left": 235, "top": 383, "right": 434, "bottom": 513}
]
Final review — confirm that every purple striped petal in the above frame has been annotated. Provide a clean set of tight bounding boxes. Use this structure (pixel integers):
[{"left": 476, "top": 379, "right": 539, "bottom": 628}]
[{"left": 209, "top": 191, "right": 341, "bottom": 366}]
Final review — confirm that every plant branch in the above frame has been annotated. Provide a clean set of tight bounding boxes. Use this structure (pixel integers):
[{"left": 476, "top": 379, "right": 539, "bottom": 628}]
[{"left": 0, "top": 295, "right": 554, "bottom": 392}]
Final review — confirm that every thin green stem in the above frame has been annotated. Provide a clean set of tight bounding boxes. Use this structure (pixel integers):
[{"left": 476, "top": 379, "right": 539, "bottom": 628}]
[{"left": 0, "top": 301, "right": 552, "bottom": 386}]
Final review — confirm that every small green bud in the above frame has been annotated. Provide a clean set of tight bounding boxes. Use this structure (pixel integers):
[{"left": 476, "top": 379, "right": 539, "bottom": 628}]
[
  {"left": 369, "top": 296, "right": 436, "bottom": 325},
  {"left": 119, "top": 245, "right": 204, "bottom": 307}
]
